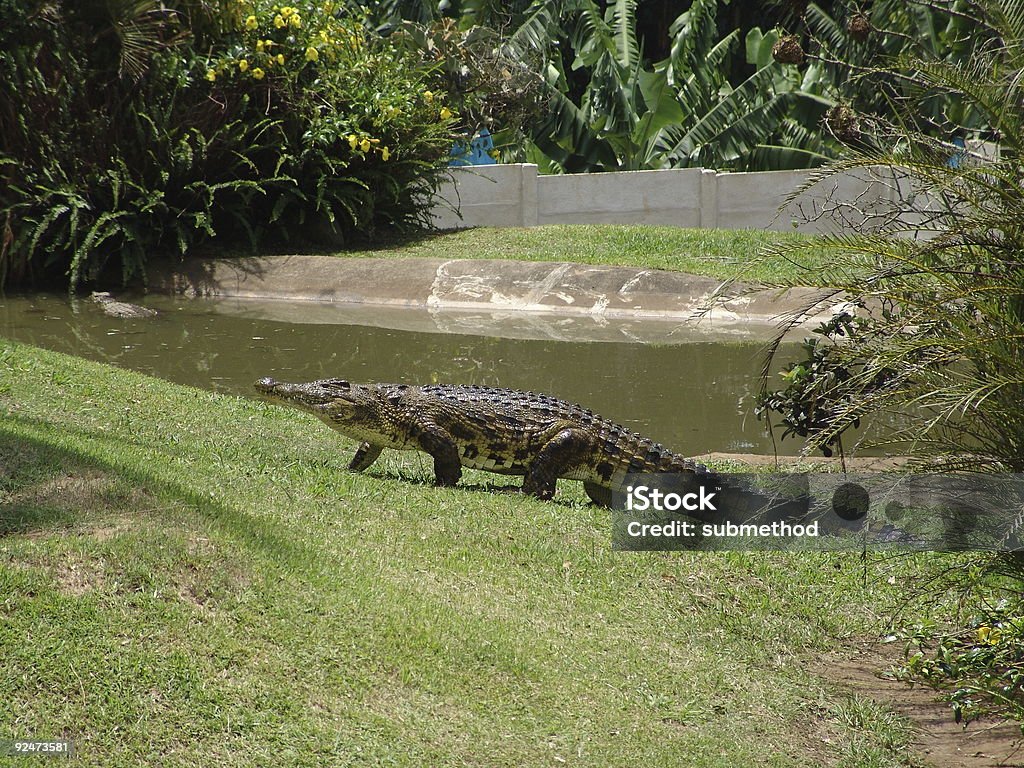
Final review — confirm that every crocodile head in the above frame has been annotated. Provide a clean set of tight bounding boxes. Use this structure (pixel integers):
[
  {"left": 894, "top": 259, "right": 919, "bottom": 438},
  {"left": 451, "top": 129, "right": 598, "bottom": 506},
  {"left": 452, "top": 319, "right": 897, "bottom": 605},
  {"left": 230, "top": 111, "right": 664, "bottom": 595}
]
[
  {"left": 254, "top": 377, "right": 397, "bottom": 442},
  {"left": 255, "top": 377, "right": 360, "bottom": 414}
]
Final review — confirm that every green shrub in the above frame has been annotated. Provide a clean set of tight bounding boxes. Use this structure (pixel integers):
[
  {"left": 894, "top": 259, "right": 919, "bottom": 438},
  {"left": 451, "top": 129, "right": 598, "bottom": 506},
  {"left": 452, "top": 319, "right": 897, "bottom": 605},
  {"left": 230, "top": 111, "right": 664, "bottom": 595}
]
[
  {"left": 900, "top": 562, "right": 1024, "bottom": 729},
  {"left": 0, "top": 0, "right": 455, "bottom": 289}
]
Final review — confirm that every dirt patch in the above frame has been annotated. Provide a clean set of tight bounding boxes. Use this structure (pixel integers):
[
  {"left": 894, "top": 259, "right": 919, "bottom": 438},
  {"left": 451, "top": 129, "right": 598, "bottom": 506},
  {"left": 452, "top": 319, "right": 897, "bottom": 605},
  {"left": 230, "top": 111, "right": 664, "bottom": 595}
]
[
  {"left": 55, "top": 558, "right": 106, "bottom": 596},
  {"left": 2, "top": 469, "right": 157, "bottom": 538},
  {"left": 818, "top": 644, "right": 1023, "bottom": 767},
  {"left": 8, "top": 470, "right": 114, "bottom": 505}
]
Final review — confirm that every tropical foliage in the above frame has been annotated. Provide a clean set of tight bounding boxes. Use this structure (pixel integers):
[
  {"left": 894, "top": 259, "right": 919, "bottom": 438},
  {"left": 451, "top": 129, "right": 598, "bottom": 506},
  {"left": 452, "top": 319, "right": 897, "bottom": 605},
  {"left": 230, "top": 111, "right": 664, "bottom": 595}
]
[
  {"left": 511, "top": 0, "right": 835, "bottom": 172},
  {"left": 365, "top": 0, "right": 998, "bottom": 173},
  {"left": 386, "top": 0, "right": 839, "bottom": 172},
  {"left": 0, "top": 0, "right": 455, "bottom": 288},
  {"left": 795, "top": 0, "right": 989, "bottom": 136},
  {"left": 751, "top": 0, "right": 1023, "bottom": 471}
]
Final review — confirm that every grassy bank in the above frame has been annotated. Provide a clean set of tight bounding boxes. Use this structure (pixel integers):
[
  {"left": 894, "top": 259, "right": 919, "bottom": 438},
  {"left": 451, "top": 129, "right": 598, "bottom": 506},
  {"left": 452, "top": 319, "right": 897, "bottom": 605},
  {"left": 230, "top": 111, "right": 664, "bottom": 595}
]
[
  {"left": 1, "top": 340, "right": 940, "bottom": 767},
  {"left": 298, "top": 225, "right": 830, "bottom": 283}
]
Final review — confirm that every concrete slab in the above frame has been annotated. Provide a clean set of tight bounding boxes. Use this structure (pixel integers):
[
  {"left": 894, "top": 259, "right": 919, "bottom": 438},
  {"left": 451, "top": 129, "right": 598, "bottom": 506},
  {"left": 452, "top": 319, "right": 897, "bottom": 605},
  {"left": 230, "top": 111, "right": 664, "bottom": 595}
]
[{"left": 149, "top": 254, "right": 846, "bottom": 329}]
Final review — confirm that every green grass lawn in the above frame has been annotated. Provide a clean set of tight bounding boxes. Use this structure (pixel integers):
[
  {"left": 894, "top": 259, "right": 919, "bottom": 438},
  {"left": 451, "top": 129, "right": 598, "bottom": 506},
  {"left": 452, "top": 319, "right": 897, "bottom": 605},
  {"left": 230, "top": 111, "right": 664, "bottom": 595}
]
[
  {"left": 276, "top": 225, "right": 832, "bottom": 284},
  {"left": 0, "top": 339, "right": 954, "bottom": 767}
]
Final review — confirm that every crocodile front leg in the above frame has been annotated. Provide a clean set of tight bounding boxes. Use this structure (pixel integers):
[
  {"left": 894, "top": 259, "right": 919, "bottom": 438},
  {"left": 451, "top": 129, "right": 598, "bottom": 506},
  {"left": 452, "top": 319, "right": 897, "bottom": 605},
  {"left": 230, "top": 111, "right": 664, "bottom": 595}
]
[
  {"left": 349, "top": 442, "right": 383, "bottom": 471},
  {"left": 523, "top": 426, "right": 594, "bottom": 500},
  {"left": 414, "top": 424, "right": 462, "bottom": 487}
]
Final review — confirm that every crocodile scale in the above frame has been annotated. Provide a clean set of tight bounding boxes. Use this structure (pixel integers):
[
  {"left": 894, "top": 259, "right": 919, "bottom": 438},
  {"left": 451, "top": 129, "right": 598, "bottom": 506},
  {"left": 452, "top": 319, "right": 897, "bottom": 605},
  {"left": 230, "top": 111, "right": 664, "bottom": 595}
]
[{"left": 255, "top": 378, "right": 708, "bottom": 505}]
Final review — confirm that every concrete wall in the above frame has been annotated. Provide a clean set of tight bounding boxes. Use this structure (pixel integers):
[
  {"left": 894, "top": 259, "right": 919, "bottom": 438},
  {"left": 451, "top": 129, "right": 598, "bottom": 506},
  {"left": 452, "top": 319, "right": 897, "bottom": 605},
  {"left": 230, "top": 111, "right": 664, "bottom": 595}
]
[
  {"left": 430, "top": 164, "right": 538, "bottom": 228},
  {"left": 429, "top": 163, "right": 896, "bottom": 234}
]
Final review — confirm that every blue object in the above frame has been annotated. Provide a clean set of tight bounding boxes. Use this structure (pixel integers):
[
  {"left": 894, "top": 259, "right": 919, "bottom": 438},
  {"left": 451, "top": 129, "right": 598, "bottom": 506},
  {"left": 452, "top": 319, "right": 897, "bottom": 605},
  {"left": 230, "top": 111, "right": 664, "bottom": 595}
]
[
  {"left": 450, "top": 128, "right": 496, "bottom": 166},
  {"left": 947, "top": 136, "right": 967, "bottom": 169}
]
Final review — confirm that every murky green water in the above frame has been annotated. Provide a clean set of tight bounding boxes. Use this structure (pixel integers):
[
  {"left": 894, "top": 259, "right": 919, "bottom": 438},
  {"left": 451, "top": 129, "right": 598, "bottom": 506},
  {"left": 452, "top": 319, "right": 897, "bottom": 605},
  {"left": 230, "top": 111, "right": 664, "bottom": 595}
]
[{"left": 0, "top": 293, "right": 804, "bottom": 455}]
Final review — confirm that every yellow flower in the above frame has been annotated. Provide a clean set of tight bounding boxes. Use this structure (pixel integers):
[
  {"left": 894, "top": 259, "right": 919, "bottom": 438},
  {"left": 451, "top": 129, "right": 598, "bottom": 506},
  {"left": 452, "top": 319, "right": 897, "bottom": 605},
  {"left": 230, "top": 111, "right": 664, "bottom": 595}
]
[
  {"left": 274, "top": 14, "right": 285, "bottom": 27},
  {"left": 276, "top": 53, "right": 285, "bottom": 65},
  {"left": 320, "top": 30, "right": 329, "bottom": 42},
  {"left": 347, "top": 134, "right": 358, "bottom": 150},
  {"left": 264, "top": 39, "right": 274, "bottom": 48},
  {"left": 440, "top": 106, "right": 453, "bottom": 120},
  {"left": 252, "top": 67, "right": 265, "bottom": 80},
  {"left": 976, "top": 625, "right": 1002, "bottom": 644},
  {"left": 360, "top": 138, "right": 371, "bottom": 152},
  {"left": 423, "top": 90, "right": 434, "bottom": 102},
  {"left": 380, "top": 146, "right": 391, "bottom": 161},
  {"left": 245, "top": 14, "right": 258, "bottom": 30},
  {"left": 238, "top": 59, "right": 249, "bottom": 72},
  {"left": 205, "top": 69, "right": 217, "bottom": 82},
  {"left": 290, "top": 13, "right": 302, "bottom": 27},
  {"left": 305, "top": 46, "right": 319, "bottom": 62},
  {"left": 256, "top": 39, "right": 265, "bottom": 52},
  {"left": 280, "top": 5, "right": 293, "bottom": 16}
]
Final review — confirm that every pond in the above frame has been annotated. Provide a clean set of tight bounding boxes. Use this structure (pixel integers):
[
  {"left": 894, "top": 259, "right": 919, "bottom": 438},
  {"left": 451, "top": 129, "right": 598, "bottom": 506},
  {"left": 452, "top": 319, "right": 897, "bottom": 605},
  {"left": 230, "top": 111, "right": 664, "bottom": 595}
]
[{"left": 0, "top": 293, "right": 805, "bottom": 456}]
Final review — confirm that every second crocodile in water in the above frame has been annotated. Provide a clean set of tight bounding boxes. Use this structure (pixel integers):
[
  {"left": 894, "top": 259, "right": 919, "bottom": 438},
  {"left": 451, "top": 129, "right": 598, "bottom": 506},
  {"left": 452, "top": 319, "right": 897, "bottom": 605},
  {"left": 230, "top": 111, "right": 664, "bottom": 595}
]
[{"left": 254, "top": 378, "right": 710, "bottom": 506}]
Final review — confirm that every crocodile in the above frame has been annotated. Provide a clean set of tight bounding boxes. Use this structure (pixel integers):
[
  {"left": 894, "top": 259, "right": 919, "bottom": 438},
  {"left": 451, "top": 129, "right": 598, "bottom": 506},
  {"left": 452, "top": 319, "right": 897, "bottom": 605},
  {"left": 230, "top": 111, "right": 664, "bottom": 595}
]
[{"left": 254, "top": 377, "right": 711, "bottom": 506}]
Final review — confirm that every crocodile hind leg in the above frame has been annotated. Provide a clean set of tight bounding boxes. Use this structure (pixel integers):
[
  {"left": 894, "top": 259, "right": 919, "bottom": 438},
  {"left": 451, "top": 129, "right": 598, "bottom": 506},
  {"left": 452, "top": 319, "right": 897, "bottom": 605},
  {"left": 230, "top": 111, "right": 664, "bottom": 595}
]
[
  {"left": 583, "top": 482, "right": 613, "bottom": 508},
  {"left": 523, "top": 427, "right": 593, "bottom": 500},
  {"left": 349, "top": 442, "right": 383, "bottom": 472}
]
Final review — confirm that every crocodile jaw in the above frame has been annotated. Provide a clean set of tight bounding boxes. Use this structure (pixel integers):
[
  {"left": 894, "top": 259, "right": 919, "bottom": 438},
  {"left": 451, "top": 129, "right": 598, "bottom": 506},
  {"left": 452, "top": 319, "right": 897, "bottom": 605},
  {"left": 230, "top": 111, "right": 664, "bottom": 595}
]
[{"left": 254, "top": 377, "right": 348, "bottom": 411}]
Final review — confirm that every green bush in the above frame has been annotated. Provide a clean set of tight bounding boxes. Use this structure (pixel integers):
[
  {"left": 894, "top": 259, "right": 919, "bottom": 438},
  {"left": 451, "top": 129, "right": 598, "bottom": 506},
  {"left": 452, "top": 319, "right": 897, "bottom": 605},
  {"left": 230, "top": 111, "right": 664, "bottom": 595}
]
[
  {"left": 900, "top": 561, "right": 1024, "bottom": 729},
  {"left": 0, "top": 0, "right": 455, "bottom": 289}
]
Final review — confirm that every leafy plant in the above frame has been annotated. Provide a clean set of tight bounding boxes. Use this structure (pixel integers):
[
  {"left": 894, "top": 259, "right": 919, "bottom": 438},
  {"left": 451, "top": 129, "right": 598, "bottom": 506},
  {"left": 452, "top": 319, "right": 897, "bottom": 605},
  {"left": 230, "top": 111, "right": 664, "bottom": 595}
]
[
  {"left": 747, "top": 0, "right": 1024, "bottom": 471},
  {"left": 506, "top": 0, "right": 836, "bottom": 172},
  {"left": 899, "top": 560, "right": 1024, "bottom": 729},
  {"left": 0, "top": 0, "right": 455, "bottom": 289},
  {"left": 754, "top": 311, "right": 875, "bottom": 460},
  {"left": 388, "top": 17, "right": 546, "bottom": 152}
]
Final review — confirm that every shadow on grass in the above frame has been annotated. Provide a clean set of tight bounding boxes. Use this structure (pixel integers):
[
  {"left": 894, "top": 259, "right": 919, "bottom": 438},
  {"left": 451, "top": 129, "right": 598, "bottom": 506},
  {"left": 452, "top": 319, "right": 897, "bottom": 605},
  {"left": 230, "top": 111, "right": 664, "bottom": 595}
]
[
  {"left": 371, "top": 467, "right": 586, "bottom": 509},
  {"left": 334, "top": 228, "right": 459, "bottom": 254},
  {"left": 0, "top": 419, "right": 330, "bottom": 579},
  {"left": 0, "top": 428, "right": 95, "bottom": 535}
]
